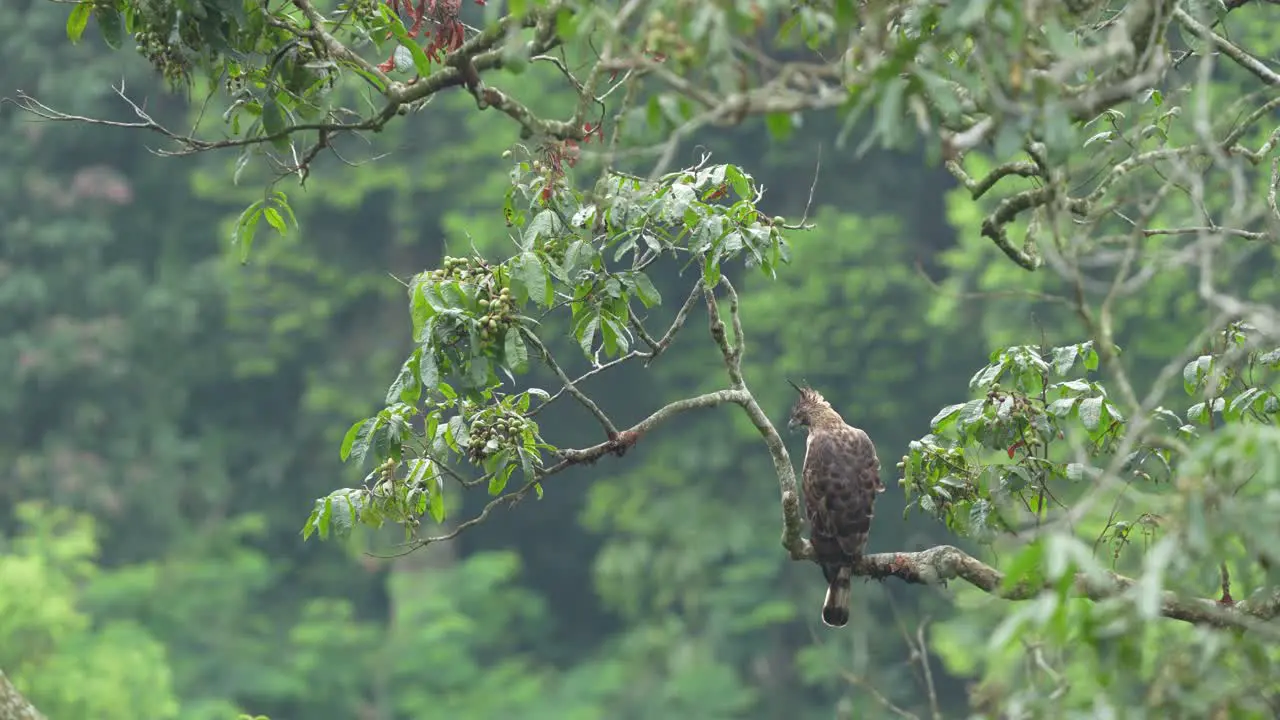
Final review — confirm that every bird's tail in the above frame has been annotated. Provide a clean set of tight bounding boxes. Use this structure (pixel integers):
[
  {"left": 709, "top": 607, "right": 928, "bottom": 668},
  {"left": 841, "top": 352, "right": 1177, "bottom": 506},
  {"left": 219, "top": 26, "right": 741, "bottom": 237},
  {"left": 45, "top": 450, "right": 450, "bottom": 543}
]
[{"left": 821, "top": 566, "right": 852, "bottom": 628}]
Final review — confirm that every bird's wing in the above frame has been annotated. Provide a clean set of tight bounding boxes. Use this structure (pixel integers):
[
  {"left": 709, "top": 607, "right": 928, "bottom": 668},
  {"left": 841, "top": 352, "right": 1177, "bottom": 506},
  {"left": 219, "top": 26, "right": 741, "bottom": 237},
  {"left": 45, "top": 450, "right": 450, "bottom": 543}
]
[{"left": 802, "top": 426, "right": 880, "bottom": 559}]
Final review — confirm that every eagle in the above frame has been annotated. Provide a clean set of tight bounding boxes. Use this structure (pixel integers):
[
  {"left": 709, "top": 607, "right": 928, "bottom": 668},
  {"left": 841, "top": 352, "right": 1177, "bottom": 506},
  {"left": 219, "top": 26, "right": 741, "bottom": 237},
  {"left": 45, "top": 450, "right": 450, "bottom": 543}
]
[{"left": 787, "top": 382, "right": 884, "bottom": 627}]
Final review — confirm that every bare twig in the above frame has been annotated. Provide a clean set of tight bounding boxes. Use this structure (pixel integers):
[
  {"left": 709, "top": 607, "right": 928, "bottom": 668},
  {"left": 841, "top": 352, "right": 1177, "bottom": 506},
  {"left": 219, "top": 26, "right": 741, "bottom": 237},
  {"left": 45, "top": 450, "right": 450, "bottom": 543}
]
[{"left": 521, "top": 328, "right": 618, "bottom": 436}]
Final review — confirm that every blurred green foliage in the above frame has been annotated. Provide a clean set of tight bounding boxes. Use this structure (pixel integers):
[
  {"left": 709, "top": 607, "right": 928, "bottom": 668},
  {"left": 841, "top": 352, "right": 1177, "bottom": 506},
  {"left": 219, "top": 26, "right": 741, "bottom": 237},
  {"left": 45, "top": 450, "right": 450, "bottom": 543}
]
[{"left": 6, "top": 0, "right": 1280, "bottom": 718}]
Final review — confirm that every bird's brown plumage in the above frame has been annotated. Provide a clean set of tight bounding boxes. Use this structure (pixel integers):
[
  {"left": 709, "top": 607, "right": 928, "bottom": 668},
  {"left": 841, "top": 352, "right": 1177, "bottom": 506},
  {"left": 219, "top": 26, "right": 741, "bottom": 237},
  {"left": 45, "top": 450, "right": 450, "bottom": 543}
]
[{"left": 788, "top": 384, "right": 883, "bottom": 627}]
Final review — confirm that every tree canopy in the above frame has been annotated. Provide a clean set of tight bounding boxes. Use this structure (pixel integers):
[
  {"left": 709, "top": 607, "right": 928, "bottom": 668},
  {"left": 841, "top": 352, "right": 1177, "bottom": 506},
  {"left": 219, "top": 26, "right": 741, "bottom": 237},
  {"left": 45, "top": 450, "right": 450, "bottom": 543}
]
[{"left": 6, "top": 0, "right": 1280, "bottom": 717}]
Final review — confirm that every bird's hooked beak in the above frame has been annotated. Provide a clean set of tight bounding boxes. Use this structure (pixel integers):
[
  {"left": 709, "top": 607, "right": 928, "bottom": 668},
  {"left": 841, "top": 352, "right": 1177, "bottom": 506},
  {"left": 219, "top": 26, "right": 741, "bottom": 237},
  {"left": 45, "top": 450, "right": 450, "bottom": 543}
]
[{"left": 785, "top": 377, "right": 804, "bottom": 432}]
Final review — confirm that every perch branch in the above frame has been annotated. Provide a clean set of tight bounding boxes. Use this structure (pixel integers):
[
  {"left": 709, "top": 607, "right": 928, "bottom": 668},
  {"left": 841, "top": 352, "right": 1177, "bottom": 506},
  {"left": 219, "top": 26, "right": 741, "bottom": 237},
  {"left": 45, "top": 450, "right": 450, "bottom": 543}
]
[{"left": 855, "top": 546, "right": 1280, "bottom": 638}]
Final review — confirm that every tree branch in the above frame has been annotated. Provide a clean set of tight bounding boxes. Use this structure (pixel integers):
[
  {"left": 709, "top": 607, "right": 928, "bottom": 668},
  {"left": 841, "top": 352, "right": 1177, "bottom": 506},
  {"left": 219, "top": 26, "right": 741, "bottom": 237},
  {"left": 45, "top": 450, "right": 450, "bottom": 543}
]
[
  {"left": 1173, "top": 7, "right": 1280, "bottom": 87},
  {"left": 0, "top": 672, "right": 43, "bottom": 720},
  {"left": 704, "top": 279, "right": 810, "bottom": 560},
  {"left": 856, "top": 546, "right": 1280, "bottom": 638}
]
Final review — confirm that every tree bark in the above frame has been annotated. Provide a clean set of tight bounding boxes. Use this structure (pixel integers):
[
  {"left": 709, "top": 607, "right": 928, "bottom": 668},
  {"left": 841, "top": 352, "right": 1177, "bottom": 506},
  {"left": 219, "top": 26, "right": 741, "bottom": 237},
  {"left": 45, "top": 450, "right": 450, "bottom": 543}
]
[{"left": 0, "top": 672, "right": 43, "bottom": 720}]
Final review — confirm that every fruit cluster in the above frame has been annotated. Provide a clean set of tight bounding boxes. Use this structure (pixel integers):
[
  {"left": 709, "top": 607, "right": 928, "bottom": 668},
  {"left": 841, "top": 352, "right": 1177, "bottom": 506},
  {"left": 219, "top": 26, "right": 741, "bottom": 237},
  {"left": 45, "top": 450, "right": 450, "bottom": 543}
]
[
  {"left": 643, "top": 14, "right": 697, "bottom": 68},
  {"left": 538, "top": 239, "right": 566, "bottom": 265},
  {"left": 465, "top": 411, "right": 532, "bottom": 463},
  {"left": 340, "top": 0, "right": 381, "bottom": 21},
  {"left": 427, "top": 255, "right": 485, "bottom": 284},
  {"left": 476, "top": 286, "right": 516, "bottom": 343},
  {"left": 132, "top": 28, "right": 193, "bottom": 85}
]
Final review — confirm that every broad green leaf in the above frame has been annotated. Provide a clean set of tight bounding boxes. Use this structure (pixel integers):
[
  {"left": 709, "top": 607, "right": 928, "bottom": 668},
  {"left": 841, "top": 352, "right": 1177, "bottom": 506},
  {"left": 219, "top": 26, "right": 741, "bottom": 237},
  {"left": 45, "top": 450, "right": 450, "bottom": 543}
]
[
  {"left": 525, "top": 209, "right": 563, "bottom": 244},
  {"left": 628, "top": 271, "right": 661, "bottom": 307},
  {"left": 929, "top": 403, "right": 966, "bottom": 432},
  {"left": 1046, "top": 397, "right": 1077, "bottom": 417},
  {"left": 386, "top": 351, "right": 422, "bottom": 405},
  {"left": 419, "top": 346, "right": 440, "bottom": 390},
  {"left": 66, "top": 2, "right": 92, "bottom": 42},
  {"left": 1078, "top": 396, "right": 1103, "bottom": 431},
  {"left": 1182, "top": 355, "right": 1212, "bottom": 395},
  {"left": 340, "top": 418, "right": 369, "bottom": 462},
  {"left": 428, "top": 487, "right": 445, "bottom": 523},
  {"left": 95, "top": 6, "right": 124, "bottom": 48},
  {"left": 725, "top": 165, "right": 751, "bottom": 199},
  {"left": 504, "top": 329, "right": 529, "bottom": 373},
  {"left": 576, "top": 313, "right": 600, "bottom": 357},
  {"left": 488, "top": 463, "right": 514, "bottom": 495},
  {"left": 261, "top": 97, "right": 290, "bottom": 152},
  {"left": 1051, "top": 345, "right": 1078, "bottom": 375},
  {"left": 514, "top": 251, "right": 551, "bottom": 307}
]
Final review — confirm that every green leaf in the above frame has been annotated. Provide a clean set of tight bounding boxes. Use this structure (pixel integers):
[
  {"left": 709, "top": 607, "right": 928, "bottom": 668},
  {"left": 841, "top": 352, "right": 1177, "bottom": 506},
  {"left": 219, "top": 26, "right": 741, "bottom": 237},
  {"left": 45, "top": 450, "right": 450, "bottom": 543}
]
[
  {"left": 1083, "top": 345, "right": 1100, "bottom": 371},
  {"left": 576, "top": 313, "right": 600, "bottom": 357},
  {"left": 488, "top": 463, "right": 514, "bottom": 495},
  {"left": 66, "top": 2, "right": 92, "bottom": 42},
  {"left": 386, "top": 351, "right": 422, "bottom": 405},
  {"left": 1002, "top": 465, "right": 1031, "bottom": 493},
  {"left": 1183, "top": 355, "right": 1212, "bottom": 395},
  {"left": 340, "top": 418, "right": 369, "bottom": 462},
  {"left": 703, "top": 256, "right": 721, "bottom": 288},
  {"left": 999, "top": 539, "right": 1045, "bottom": 592},
  {"left": 232, "top": 201, "right": 264, "bottom": 263},
  {"left": 1051, "top": 345, "right": 1079, "bottom": 375},
  {"left": 260, "top": 97, "right": 291, "bottom": 153},
  {"left": 301, "top": 509, "right": 320, "bottom": 540},
  {"left": 1046, "top": 397, "right": 1078, "bottom": 417},
  {"left": 629, "top": 271, "right": 661, "bottom": 307},
  {"left": 428, "top": 487, "right": 446, "bottom": 523},
  {"left": 1078, "top": 396, "right": 1103, "bottom": 431},
  {"left": 724, "top": 165, "right": 751, "bottom": 199},
  {"left": 514, "top": 251, "right": 551, "bottom": 307},
  {"left": 956, "top": 398, "right": 987, "bottom": 428},
  {"left": 382, "top": 5, "right": 434, "bottom": 76},
  {"left": 929, "top": 403, "right": 966, "bottom": 432},
  {"left": 969, "top": 361, "right": 1007, "bottom": 391},
  {"left": 525, "top": 210, "right": 563, "bottom": 245},
  {"left": 95, "top": 6, "right": 124, "bottom": 48},
  {"left": 419, "top": 346, "right": 440, "bottom": 390},
  {"left": 764, "top": 112, "right": 794, "bottom": 140},
  {"left": 504, "top": 329, "right": 529, "bottom": 373},
  {"left": 263, "top": 206, "right": 288, "bottom": 235},
  {"left": 875, "top": 76, "right": 908, "bottom": 146},
  {"left": 1228, "top": 387, "right": 1265, "bottom": 419}
]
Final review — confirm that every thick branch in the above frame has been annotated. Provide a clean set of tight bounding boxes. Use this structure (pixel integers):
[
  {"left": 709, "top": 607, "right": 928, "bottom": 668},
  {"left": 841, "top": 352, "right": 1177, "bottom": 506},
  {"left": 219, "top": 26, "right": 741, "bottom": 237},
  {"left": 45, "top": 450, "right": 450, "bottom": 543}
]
[
  {"left": 0, "top": 672, "right": 43, "bottom": 720},
  {"left": 857, "top": 546, "right": 1280, "bottom": 637}
]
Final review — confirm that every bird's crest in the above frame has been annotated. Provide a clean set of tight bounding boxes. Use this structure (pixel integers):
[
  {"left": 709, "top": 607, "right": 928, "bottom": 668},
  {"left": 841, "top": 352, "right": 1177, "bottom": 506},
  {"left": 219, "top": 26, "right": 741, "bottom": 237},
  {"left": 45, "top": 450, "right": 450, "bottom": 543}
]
[{"left": 787, "top": 378, "right": 827, "bottom": 407}]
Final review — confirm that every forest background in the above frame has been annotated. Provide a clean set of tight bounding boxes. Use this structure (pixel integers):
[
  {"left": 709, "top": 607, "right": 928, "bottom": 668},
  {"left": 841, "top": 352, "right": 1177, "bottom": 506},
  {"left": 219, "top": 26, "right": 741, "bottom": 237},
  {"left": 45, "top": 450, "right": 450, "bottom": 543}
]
[{"left": 4, "top": 0, "right": 1280, "bottom": 718}]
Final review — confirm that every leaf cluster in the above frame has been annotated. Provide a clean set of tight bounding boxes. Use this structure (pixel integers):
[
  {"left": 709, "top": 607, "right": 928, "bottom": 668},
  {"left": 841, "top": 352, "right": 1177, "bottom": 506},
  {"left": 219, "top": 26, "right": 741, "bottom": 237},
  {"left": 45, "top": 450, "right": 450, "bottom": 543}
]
[{"left": 303, "top": 158, "right": 790, "bottom": 543}]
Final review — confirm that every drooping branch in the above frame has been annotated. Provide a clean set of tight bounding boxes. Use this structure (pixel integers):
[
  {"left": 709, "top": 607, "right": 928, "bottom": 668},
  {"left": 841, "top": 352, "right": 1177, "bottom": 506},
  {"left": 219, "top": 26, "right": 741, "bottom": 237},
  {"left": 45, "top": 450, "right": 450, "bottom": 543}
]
[{"left": 855, "top": 546, "right": 1280, "bottom": 639}]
